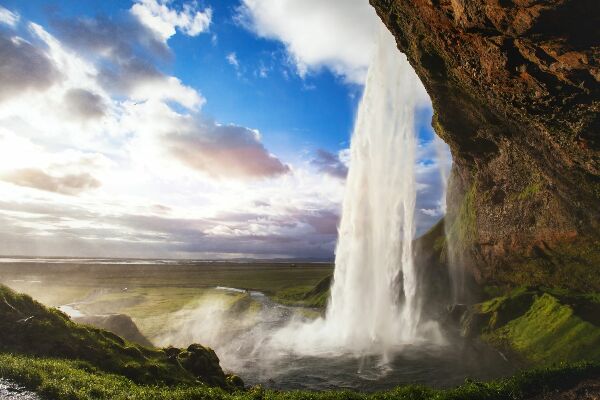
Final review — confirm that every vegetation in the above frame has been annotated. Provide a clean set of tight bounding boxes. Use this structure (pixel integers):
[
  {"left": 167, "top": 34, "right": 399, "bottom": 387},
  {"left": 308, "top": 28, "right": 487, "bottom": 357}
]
[
  {"left": 514, "top": 182, "right": 542, "bottom": 201},
  {"left": 0, "top": 262, "right": 332, "bottom": 341},
  {"left": 1, "top": 353, "right": 599, "bottom": 400},
  {"left": 437, "top": 183, "right": 477, "bottom": 264},
  {"left": 1, "top": 278, "right": 600, "bottom": 399},
  {"left": 465, "top": 287, "right": 600, "bottom": 365},
  {"left": 273, "top": 275, "right": 332, "bottom": 308},
  {"left": 0, "top": 285, "right": 241, "bottom": 389},
  {"left": 492, "top": 237, "right": 600, "bottom": 292}
]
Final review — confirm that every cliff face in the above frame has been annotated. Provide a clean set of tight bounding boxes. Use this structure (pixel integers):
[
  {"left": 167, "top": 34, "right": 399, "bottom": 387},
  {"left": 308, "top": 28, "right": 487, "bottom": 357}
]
[{"left": 370, "top": 0, "right": 600, "bottom": 290}]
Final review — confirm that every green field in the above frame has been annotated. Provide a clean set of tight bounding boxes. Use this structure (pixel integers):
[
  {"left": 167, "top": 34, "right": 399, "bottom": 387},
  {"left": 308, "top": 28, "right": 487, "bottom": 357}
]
[{"left": 0, "top": 260, "right": 333, "bottom": 342}]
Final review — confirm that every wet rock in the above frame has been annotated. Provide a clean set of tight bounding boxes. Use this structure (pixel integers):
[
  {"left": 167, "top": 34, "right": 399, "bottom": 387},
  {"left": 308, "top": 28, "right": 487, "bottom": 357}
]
[
  {"left": 0, "top": 379, "right": 41, "bottom": 400},
  {"left": 445, "top": 303, "right": 469, "bottom": 326}
]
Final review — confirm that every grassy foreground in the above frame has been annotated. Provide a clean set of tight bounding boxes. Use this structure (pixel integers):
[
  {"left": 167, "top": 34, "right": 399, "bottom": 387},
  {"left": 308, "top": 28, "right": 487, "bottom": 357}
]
[
  {"left": 1, "top": 354, "right": 599, "bottom": 400},
  {"left": 0, "top": 285, "right": 241, "bottom": 389},
  {"left": 2, "top": 283, "right": 600, "bottom": 399}
]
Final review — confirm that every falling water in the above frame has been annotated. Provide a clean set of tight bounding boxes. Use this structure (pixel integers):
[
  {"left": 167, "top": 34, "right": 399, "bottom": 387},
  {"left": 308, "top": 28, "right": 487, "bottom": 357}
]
[
  {"left": 268, "top": 27, "right": 436, "bottom": 360},
  {"left": 323, "top": 27, "right": 423, "bottom": 351},
  {"left": 271, "top": 27, "right": 430, "bottom": 358}
]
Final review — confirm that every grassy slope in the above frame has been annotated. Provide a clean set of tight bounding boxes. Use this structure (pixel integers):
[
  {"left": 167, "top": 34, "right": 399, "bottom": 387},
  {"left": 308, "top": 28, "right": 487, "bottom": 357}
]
[
  {"left": 468, "top": 287, "right": 600, "bottom": 365},
  {"left": 0, "top": 285, "right": 239, "bottom": 389}
]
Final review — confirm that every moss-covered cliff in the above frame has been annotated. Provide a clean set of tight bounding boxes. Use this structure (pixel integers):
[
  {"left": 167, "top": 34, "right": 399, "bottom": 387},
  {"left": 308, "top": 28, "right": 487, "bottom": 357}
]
[{"left": 370, "top": 0, "right": 600, "bottom": 290}]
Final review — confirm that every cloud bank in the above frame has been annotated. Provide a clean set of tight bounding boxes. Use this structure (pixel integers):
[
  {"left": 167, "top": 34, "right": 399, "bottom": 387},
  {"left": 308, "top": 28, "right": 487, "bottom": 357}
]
[
  {"left": 0, "top": 34, "right": 61, "bottom": 102},
  {"left": 0, "top": 3, "right": 341, "bottom": 259},
  {"left": 238, "top": 0, "right": 379, "bottom": 84}
]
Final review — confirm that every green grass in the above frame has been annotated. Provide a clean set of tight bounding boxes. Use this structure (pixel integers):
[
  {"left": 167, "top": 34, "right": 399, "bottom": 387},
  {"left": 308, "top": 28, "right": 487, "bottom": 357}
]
[
  {"left": 0, "top": 262, "right": 334, "bottom": 297},
  {"left": 470, "top": 287, "right": 600, "bottom": 365},
  {"left": 1, "top": 353, "right": 599, "bottom": 400},
  {"left": 515, "top": 182, "right": 542, "bottom": 201},
  {"left": 0, "top": 262, "right": 332, "bottom": 342},
  {"left": 0, "top": 285, "right": 239, "bottom": 389},
  {"left": 272, "top": 275, "right": 332, "bottom": 308},
  {"left": 485, "top": 293, "right": 600, "bottom": 364},
  {"left": 2, "top": 281, "right": 600, "bottom": 399}
]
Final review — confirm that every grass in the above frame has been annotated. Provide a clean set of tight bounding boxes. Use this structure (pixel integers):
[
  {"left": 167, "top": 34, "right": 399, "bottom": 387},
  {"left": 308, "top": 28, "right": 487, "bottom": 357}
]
[
  {"left": 0, "top": 262, "right": 332, "bottom": 341},
  {"left": 3, "top": 264, "right": 600, "bottom": 398},
  {"left": 0, "top": 285, "right": 239, "bottom": 389},
  {"left": 1, "top": 353, "right": 599, "bottom": 400},
  {"left": 485, "top": 294, "right": 600, "bottom": 364},
  {"left": 0, "top": 262, "right": 334, "bottom": 296},
  {"left": 272, "top": 275, "right": 332, "bottom": 308},
  {"left": 515, "top": 182, "right": 542, "bottom": 201},
  {"left": 2, "top": 279, "right": 600, "bottom": 399},
  {"left": 470, "top": 287, "right": 600, "bottom": 365}
]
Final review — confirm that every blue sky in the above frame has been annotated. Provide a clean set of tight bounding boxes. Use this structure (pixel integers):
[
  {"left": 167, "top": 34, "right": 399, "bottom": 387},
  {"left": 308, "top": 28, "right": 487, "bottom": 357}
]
[
  {"left": 0, "top": 0, "right": 450, "bottom": 259},
  {"left": 3, "top": 0, "right": 360, "bottom": 159}
]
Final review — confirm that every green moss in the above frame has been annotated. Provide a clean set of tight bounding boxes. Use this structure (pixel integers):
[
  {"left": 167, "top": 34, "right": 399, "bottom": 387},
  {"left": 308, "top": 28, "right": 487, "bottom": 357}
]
[
  {"left": 2, "top": 284, "right": 600, "bottom": 399},
  {"left": 470, "top": 287, "right": 600, "bottom": 365},
  {"left": 445, "top": 183, "right": 477, "bottom": 256},
  {"left": 516, "top": 182, "right": 542, "bottom": 201},
  {"left": 493, "top": 237, "right": 600, "bottom": 292},
  {"left": 0, "top": 284, "right": 238, "bottom": 389},
  {"left": 486, "top": 294, "right": 600, "bottom": 364}
]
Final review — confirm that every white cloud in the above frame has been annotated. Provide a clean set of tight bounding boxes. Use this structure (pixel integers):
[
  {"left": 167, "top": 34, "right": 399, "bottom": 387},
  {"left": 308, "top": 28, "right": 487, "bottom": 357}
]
[
  {"left": 238, "top": 0, "right": 379, "bottom": 84},
  {"left": 0, "top": 6, "right": 19, "bottom": 27},
  {"left": 0, "top": 7, "right": 346, "bottom": 259},
  {"left": 131, "top": 0, "right": 212, "bottom": 43},
  {"left": 0, "top": 4, "right": 450, "bottom": 258},
  {"left": 226, "top": 52, "right": 239, "bottom": 68},
  {"left": 130, "top": 75, "right": 205, "bottom": 110},
  {"left": 258, "top": 65, "right": 268, "bottom": 78}
]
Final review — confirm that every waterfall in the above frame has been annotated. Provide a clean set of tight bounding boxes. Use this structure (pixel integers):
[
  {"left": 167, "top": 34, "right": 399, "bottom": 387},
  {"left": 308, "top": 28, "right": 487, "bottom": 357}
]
[
  {"left": 324, "top": 27, "right": 422, "bottom": 350},
  {"left": 271, "top": 27, "right": 435, "bottom": 358}
]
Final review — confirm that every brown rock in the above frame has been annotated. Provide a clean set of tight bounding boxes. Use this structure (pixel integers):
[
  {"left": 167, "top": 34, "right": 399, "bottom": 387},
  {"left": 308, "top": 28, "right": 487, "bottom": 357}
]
[{"left": 370, "top": 0, "right": 600, "bottom": 290}]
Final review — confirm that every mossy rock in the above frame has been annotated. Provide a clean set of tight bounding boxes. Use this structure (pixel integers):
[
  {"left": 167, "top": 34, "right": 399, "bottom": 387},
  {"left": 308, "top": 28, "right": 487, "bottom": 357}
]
[{"left": 177, "top": 344, "right": 227, "bottom": 387}]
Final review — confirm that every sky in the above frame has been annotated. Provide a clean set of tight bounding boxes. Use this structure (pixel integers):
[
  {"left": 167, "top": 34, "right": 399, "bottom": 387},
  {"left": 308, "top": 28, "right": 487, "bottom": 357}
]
[{"left": 0, "top": 0, "right": 451, "bottom": 260}]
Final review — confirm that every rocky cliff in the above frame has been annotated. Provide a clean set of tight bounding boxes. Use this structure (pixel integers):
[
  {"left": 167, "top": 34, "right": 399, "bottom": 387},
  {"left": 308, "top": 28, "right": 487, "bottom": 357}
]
[{"left": 370, "top": 0, "right": 600, "bottom": 291}]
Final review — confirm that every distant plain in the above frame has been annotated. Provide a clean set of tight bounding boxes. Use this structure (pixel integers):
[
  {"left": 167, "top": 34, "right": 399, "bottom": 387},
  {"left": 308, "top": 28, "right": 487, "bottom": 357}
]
[{"left": 0, "top": 258, "right": 333, "bottom": 342}]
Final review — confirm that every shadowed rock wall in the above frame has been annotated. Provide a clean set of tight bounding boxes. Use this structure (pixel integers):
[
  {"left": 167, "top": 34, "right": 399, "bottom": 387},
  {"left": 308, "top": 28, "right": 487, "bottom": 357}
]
[{"left": 371, "top": 0, "right": 600, "bottom": 290}]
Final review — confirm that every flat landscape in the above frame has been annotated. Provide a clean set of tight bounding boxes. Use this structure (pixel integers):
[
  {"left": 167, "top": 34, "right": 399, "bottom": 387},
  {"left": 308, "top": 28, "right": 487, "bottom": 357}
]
[{"left": 0, "top": 258, "right": 333, "bottom": 343}]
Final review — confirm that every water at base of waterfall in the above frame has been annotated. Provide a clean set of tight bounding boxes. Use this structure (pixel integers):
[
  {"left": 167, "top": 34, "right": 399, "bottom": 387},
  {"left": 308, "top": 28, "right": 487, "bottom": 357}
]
[{"left": 236, "top": 343, "right": 514, "bottom": 392}]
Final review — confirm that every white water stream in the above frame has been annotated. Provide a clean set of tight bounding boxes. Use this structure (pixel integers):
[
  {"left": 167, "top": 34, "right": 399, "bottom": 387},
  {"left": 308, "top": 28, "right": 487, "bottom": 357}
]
[
  {"left": 268, "top": 27, "right": 437, "bottom": 358},
  {"left": 324, "top": 26, "right": 421, "bottom": 346}
]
